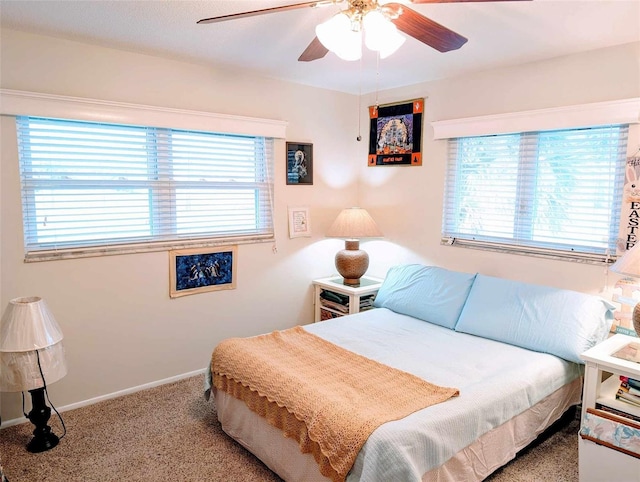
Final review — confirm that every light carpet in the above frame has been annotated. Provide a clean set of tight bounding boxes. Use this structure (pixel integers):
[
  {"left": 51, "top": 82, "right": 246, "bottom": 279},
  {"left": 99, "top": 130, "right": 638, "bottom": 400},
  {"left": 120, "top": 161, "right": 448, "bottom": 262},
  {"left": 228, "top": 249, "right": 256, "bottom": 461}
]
[{"left": 0, "top": 375, "right": 579, "bottom": 481}]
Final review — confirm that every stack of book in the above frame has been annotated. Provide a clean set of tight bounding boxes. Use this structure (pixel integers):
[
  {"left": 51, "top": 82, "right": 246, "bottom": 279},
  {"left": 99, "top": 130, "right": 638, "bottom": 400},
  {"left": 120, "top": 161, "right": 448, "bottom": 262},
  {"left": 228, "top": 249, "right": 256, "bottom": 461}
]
[
  {"left": 319, "top": 290, "right": 350, "bottom": 314},
  {"left": 616, "top": 376, "right": 640, "bottom": 410},
  {"left": 595, "top": 376, "right": 640, "bottom": 423},
  {"left": 596, "top": 402, "right": 640, "bottom": 422},
  {"left": 359, "top": 294, "right": 376, "bottom": 311}
]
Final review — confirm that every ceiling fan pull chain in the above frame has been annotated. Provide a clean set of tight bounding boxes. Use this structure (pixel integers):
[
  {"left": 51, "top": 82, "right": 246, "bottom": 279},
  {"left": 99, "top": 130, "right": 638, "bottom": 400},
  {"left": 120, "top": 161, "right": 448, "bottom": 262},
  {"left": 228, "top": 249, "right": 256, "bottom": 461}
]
[
  {"left": 375, "top": 51, "right": 380, "bottom": 109},
  {"left": 357, "top": 56, "right": 364, "bottom": 141}
]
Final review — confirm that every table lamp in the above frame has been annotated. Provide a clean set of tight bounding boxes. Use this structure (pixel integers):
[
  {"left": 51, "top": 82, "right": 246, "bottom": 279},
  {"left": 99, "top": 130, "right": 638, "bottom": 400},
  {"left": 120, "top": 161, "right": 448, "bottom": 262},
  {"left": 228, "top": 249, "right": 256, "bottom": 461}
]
[
  {"left": 610, "top": 243, "right": 640, "bottom": 336},
  {"left": 326, "top": 207, "right": 383, "bottom": 286},
  {"left": 0, "top": 296, "right": 67, "bottom": 452}
]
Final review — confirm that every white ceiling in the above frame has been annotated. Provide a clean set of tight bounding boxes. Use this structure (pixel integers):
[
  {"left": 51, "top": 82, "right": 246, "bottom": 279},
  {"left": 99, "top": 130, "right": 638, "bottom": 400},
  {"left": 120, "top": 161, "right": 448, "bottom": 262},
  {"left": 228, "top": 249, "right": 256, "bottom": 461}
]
[{"left": 1, "top": 0, "right": 639, "bottom": 95}]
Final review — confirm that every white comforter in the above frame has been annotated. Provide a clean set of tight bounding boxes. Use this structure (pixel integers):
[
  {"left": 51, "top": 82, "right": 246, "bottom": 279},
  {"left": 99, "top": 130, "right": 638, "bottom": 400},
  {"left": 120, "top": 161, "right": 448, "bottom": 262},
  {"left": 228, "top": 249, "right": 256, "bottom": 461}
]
[{"left": 302, "top": 308, "right": 582, "bottom": 482}]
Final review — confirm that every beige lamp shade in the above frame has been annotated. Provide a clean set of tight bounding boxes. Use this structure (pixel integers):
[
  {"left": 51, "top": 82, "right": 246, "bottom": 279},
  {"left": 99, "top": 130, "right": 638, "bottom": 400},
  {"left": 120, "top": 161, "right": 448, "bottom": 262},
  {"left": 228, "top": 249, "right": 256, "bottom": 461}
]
[
  {"left": 0, "top": 341, "right": 67, "bottom": 392},
  {"left": 326, "top": 207, "right": 383, "bottom": 239},
  {"left": 610, "top": 244, "right": 640, "bottom": 336},
  {"left": 0, "top": 297, "right": 63, "bottom": 351},
  {"left": 326, "top": 207, "right": 383, "bottom": 286},
  {"left": 0, "top": 297, "right": 67, "bottom": 392}
]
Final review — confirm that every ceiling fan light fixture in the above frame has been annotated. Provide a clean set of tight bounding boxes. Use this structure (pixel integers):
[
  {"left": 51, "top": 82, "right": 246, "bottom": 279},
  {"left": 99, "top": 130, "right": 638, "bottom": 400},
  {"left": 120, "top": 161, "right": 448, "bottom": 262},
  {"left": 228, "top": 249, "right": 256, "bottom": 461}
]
[
  {"left": 378, "top": 28, "right": 405, "bottom": 58},
  {"left": 363, "top": 10, "right": 404, "bottom": 54},
  {"left": 316, "top": 12, "right": 351, "bottom": 52},
  {"left": 334, "top": 29, "right": 363, "bottom": 61},
  {"left": 316, "top": 5, "right": 407, "bottom": 61},
  {"left": 316, "top": 11, "right": 363, "bottom": 61}
]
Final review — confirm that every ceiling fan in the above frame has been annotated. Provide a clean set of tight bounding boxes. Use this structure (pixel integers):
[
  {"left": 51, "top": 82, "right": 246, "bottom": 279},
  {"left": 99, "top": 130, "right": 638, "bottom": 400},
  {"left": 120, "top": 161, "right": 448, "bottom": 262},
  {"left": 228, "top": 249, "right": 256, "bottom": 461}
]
[{"left": 197, "top": 0, "right": 531, "bottom": 62}]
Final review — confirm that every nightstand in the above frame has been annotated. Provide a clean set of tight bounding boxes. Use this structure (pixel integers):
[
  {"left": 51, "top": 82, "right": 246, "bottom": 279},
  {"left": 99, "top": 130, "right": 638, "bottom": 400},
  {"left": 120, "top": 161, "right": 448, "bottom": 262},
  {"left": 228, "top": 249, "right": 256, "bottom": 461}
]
[
  {"left": 312, "top": 276, "right": 383, "bottom": 323},
  {"left": 578, "top": 334, "right": 640, "bottom": 482}
]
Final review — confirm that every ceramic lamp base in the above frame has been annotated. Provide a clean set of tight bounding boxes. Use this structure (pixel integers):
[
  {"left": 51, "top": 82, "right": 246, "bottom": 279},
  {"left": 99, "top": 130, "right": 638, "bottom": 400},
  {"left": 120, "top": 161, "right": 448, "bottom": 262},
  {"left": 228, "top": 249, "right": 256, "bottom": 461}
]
[{"left": 335, "top": 239, "right": 369, "bottom": 286}]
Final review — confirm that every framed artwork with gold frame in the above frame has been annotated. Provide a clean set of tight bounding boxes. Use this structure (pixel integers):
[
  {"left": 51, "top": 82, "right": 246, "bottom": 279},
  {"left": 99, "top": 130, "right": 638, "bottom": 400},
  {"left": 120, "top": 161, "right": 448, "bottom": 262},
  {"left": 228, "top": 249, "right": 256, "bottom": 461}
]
[{"left": 169, "top": 246, "right": 237, "bottom": 298}]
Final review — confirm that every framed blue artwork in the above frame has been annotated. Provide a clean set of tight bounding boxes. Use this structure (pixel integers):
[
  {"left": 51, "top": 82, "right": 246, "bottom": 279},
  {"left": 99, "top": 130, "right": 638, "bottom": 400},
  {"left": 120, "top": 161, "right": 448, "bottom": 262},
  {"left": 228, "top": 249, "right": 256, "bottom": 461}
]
[{"left": 169, "top": 246, "right": 237, "bottom": 298}]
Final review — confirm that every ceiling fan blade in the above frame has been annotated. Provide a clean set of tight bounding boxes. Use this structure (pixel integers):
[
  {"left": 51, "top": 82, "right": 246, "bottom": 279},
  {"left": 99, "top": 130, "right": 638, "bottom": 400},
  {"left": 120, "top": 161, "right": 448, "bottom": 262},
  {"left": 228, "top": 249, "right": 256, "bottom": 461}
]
[
  {"left": 298, "top": 37, "right": 329, "bottom": 62},
  {"left": 386, "top": 3, "right": 467, "bottom": 52},
  {"left": 197, "top": 1, "right": 335, "bottom": 24}
]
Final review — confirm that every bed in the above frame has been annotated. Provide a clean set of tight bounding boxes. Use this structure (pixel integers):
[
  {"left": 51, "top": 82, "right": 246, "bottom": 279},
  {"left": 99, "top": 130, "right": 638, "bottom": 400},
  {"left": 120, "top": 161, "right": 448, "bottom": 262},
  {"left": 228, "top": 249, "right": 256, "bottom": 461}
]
[{"left": 207, "top": 264, "right": 614, "bottom": 482}]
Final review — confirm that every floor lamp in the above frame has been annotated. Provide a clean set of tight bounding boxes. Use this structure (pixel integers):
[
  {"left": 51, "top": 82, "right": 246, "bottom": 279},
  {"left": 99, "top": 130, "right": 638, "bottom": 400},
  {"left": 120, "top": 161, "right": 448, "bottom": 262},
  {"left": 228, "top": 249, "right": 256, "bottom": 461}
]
[{"left": 0, "top": 297, "right": 67, "bottom": 453}]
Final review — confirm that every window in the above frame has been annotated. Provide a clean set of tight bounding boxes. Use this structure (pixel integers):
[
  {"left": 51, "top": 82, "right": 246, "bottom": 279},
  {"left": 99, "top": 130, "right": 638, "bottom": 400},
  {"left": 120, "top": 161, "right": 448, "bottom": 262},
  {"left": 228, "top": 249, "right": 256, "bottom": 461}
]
[
  {"left": 442, "top": 125, "right": 629, "bottom": 262},
  {"left": 16, "top": 116, "right": 274, "bottom": 260}
]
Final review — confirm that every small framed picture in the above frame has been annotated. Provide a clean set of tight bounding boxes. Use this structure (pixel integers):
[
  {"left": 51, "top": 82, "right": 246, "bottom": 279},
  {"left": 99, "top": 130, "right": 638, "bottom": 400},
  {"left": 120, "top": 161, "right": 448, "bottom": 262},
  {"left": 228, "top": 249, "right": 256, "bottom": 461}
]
[
  {"left": 169, "top": 246, "right": 237, "bottom": 298},
  {"left": 286, "top": 142, "right": 313, "bottom": 185},
  {"left": 288, "top": 206, "right": 311, "bottom": 238}
]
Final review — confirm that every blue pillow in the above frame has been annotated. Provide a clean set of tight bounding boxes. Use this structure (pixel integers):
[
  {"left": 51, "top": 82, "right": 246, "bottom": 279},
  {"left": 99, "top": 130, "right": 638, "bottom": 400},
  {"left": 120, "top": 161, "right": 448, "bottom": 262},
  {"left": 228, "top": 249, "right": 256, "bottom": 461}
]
[
  {"left": 374, "top": 264, "right": 477, "bottom": 329},
  {"left": 454, "top": 274, "right": 615, "bottom": 363}
]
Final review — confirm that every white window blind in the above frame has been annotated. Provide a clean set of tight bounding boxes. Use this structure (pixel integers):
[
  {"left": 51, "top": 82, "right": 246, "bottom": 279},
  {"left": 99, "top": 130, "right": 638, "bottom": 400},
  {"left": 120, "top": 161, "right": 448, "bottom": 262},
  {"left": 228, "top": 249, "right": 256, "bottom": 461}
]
[
  {"left": 16, "top": 116, "right": 274, "bottom": 260},
  {"left": 442, "top": 124, "right": 629, "bottom": 262}
]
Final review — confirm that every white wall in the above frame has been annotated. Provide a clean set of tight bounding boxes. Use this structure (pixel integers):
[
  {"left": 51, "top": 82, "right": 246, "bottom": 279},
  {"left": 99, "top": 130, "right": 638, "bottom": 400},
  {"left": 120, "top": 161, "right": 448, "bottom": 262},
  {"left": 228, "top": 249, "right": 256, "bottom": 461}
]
[
  {"left": 1, "top": 28, "right": 638, "bottom": 422},
  {"left": 0, "top": 29, "right": 360, "bottom": 422},
  {"left": 359, "top": 42, "right": 640, "bottom": 292}
]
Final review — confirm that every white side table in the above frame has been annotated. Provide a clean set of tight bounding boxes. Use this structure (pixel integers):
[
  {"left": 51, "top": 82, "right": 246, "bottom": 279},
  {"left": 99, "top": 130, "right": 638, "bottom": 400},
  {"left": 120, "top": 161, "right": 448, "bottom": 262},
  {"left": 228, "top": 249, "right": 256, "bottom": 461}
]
[
  {"left": 578, "top": 334, "right": 640, "bottom": 482},
  {"left": 312, "top": 276, "right": 383, "bottom": 322}
]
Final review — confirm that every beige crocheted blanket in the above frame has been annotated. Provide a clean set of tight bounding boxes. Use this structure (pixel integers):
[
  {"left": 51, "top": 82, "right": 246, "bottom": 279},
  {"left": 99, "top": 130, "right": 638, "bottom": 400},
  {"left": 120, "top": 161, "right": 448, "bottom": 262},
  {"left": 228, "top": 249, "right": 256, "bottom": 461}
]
[{"left": 212, "top": 326, "right": 459, "bottom": 482}]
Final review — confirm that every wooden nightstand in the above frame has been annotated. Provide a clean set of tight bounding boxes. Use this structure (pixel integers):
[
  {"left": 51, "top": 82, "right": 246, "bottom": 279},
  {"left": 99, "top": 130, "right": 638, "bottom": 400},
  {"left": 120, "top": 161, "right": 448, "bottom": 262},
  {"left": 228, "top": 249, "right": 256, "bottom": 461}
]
[
  {"left": 312, "top": 276, "right": 383, "bottom": 323},
  {"left": 578, "top": 334, "right": 640, "bottom": 482}
]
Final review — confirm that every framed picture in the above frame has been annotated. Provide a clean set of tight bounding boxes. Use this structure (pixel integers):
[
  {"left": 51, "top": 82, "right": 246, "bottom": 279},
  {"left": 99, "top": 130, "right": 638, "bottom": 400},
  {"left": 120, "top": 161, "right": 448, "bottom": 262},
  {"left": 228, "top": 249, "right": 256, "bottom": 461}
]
[
  {"left": 286, "top": 142, "right": 313, "bottom": 185},
  {"left": 169, "top": 246, "right": 237, "bottom": 298},
  {"left": 288, "top": 206, "right": 311, "bottom": 238},
  {"left": 368, "top": 98, "right": 423, "bottom": 166}
]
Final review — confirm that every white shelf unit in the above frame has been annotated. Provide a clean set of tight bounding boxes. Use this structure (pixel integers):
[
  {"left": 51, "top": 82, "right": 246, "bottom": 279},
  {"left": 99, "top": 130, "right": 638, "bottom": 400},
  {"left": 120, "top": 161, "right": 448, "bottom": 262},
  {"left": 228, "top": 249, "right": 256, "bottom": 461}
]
[
  {"left": 596, "top": 374, "right": 640, "bottom": 420},
  {"left": 312, "top": 276, "right": 383, "bottom": 323},
  {"left": 578, "top": 334, "right": 640, "bottom": 482}
]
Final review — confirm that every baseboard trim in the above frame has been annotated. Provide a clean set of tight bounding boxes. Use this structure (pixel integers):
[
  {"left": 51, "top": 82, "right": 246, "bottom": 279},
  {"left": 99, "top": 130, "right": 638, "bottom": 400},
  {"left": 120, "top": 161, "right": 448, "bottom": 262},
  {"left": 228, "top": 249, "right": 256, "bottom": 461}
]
[{"left": 1, "top": 368, "right": 206, "bottom": 429}]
